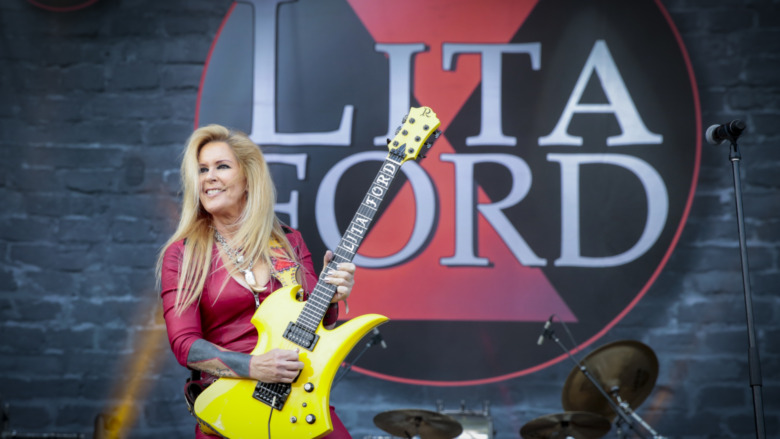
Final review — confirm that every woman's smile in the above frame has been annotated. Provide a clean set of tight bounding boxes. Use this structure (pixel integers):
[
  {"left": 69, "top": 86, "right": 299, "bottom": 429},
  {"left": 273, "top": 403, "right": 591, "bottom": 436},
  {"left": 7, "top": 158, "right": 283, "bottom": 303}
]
[{"left": 198, "top": 141, "right": 247, "bottom": 224}]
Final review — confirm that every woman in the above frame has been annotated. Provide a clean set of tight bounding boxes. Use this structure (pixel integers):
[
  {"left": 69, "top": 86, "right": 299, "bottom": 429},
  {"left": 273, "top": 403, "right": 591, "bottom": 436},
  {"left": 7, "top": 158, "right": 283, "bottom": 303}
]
[{"left": 157, "top": 124, "right": 354, "bottom": 438}]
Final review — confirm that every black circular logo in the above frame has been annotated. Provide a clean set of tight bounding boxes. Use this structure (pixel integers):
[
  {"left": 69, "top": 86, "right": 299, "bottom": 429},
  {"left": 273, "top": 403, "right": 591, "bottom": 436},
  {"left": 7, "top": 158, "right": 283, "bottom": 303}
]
[{"left": 197, "top": 0, "right": 700, "bottom": 385}]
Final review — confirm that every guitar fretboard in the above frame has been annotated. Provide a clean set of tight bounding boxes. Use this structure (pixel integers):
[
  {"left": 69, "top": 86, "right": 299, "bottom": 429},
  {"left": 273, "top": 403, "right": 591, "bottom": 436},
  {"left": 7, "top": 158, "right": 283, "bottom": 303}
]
[{"left": 296, "top": 156, "right": 403, "bottom": 331}]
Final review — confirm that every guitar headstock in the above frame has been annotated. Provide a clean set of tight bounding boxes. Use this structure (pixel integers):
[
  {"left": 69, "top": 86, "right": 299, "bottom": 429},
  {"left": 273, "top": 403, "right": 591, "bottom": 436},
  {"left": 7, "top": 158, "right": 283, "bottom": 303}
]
[{"left": 387, "top": 106, "right": 442, "bottom": 164}]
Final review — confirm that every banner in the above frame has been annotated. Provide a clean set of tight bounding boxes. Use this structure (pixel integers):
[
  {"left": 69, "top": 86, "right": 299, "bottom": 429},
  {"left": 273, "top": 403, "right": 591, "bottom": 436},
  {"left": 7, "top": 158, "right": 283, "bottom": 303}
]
[{"left": 197, "top": 0, "right": 700, "bottom": 385}]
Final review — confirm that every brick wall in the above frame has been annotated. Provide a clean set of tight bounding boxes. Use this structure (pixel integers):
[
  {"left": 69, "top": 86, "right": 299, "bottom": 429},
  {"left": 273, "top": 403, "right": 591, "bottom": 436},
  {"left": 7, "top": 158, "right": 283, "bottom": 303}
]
[{"left": 0, "top": 0, "right": 777, "bottom": 438}]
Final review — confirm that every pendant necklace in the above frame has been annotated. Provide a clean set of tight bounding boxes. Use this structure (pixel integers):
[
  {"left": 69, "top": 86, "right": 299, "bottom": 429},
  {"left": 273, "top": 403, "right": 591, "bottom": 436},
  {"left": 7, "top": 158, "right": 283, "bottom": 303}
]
[{"left": 214, "top": 230, "right": 267, "bottom": 293}]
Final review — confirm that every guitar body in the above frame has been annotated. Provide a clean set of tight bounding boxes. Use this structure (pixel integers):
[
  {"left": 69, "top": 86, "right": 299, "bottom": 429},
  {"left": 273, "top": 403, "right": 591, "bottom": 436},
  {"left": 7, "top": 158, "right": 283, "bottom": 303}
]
[{"left": 193, "top": 284, "right": 388, "bottom": 439}]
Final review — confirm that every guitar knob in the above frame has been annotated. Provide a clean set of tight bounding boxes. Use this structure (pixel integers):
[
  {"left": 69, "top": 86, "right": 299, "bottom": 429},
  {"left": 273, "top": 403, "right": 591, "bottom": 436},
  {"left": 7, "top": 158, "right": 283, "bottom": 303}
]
[
  {"left": 306, "top": 414, "right": 316, "bottom": 424},
  {"left": 304, "top": 382, "right": 314, "bottom": 392}
]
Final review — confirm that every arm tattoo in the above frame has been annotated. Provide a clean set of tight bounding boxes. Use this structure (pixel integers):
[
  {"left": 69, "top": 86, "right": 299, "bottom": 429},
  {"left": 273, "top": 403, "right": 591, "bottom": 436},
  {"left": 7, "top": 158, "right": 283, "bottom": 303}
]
[{"left": 187, "top": 339, "right": 251, "bottom": 378}]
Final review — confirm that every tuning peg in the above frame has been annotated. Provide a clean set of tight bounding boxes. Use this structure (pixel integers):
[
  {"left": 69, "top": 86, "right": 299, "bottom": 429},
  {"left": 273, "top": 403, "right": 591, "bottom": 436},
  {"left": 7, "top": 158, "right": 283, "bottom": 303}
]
[
  {"left": 418, "top": 142, "right": 434, "bottom": 159},
  {"left": 394, "top": 125, "right": 401, "bottom": 135},
  {"left": 433, "top": 130, "right": 442, "bottom": 139}
]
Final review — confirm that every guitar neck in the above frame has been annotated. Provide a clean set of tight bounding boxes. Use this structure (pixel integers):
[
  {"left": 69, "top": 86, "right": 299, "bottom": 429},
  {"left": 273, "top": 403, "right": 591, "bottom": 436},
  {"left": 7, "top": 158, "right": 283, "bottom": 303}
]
[{"left": 297, "top": 156, "right": 403, "bottom": 329}]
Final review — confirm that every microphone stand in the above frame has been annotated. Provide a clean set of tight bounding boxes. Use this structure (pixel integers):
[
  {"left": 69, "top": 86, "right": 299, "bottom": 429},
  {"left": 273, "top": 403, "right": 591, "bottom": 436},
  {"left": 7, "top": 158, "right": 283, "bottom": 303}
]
[
  {"left": 722, "top": 132, "right": 766, "bottom": 439},
  {"left": 332, "top": 330, "right": 384, "bottom": 389},
  {"left": 540, "top": 327, "right": 655, "bottom": 439}
]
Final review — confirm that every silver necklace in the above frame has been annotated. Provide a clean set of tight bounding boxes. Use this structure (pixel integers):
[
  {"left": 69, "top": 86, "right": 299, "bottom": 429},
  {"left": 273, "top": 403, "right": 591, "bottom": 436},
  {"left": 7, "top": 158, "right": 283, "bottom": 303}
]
[{"left": 214, "top": 230, "right": 265, "bottom": 292}]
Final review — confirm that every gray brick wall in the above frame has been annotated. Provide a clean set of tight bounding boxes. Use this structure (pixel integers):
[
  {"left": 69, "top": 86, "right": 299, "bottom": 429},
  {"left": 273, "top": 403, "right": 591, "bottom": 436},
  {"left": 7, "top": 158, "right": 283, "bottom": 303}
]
[{"left": 0, "top": 0, "right": 777, "bottom": 438}]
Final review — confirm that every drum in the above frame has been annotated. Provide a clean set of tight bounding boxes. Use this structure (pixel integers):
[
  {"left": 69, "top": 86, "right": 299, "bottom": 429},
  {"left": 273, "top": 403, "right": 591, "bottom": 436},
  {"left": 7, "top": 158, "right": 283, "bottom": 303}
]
[{"left": 438, "top": 410, "right": 494, "bottom": 439}]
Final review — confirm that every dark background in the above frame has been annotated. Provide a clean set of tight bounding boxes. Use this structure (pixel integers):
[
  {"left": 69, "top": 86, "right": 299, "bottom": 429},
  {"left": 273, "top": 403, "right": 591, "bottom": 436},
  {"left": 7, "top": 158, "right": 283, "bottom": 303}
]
[{"left": 1, "top": 0, "right": 778, "bottom": 438}]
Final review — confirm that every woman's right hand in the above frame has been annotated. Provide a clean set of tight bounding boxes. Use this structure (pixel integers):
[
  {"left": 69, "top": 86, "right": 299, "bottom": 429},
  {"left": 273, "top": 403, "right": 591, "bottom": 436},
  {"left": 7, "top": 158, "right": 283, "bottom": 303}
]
[{"left": 249, "top": 348, "right": 304, "bottom": 383}]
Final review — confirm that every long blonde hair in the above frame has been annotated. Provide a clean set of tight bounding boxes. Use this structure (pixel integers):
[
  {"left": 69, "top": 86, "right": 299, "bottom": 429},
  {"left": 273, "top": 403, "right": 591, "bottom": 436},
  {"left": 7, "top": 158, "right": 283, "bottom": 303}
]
[{"left": 156, "top": 124, "right": 296, "bottom": 314}]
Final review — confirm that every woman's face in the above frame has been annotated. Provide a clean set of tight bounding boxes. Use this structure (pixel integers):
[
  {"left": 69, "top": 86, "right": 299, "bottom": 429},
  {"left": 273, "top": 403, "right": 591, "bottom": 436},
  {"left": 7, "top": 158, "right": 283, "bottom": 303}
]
[{"left": 198, "top": 141, "right": 247, "bottom": 224}]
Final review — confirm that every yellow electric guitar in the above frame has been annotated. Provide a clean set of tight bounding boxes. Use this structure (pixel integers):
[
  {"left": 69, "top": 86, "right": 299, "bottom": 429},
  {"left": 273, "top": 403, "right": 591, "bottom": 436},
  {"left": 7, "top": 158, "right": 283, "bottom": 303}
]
[{"left": 193, "top": 106, "right": 441, "bottom": 439}]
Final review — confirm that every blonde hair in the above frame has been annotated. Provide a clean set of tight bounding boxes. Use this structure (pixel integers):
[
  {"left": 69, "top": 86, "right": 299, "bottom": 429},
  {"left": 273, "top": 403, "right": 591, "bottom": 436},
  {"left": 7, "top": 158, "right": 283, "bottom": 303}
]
[{"left": 156, "top": 124, "right": 295, "bottom": 314}]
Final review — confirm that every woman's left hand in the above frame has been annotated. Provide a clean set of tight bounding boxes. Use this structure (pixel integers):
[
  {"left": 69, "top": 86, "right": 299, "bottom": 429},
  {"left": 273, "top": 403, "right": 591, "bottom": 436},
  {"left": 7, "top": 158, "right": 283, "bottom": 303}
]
[{"left": 322, "top": 250, "right": 355, "bottom": 303}]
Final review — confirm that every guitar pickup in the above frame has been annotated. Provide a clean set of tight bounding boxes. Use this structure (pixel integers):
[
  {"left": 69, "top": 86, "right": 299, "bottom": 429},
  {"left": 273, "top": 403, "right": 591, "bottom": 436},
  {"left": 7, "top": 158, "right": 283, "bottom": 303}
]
[{"left": 283, "top": 322, "right": 320, "bottom": 351}]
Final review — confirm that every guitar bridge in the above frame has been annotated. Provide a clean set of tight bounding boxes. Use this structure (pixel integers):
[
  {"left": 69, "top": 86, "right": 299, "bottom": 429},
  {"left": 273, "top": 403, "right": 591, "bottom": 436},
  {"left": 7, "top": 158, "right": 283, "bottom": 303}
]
[
  {"left": 253, "top": 382, "right": 291, "bottom": 410},
  {"left": 283, "top": 322, "right": 319, "bottom": 351}
]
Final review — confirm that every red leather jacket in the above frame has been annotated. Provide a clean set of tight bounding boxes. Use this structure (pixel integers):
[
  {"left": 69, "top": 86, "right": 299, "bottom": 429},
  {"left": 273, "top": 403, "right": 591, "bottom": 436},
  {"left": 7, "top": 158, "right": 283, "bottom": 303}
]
[{"left": 160, "top": 228, "right": 339, "bottom": 366}]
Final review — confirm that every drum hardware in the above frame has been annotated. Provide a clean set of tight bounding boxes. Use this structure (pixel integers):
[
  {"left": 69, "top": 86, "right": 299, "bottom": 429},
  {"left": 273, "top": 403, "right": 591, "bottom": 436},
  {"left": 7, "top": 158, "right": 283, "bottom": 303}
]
[
  {"left": 537, "top": 316, "right": 666, "bottom": 439},
  {"left": 608, "top": 388, "right": 664, "bottom": 439},
  {"left": 561, "top": 340, "right": 658, "bottom": 422},
  {"left": 436, "top": 400, "right": 495, "bottom": 439},
  {"left": 519, "top": 411, "right": 611, "bottom": 439},
  {"left": 374, "top": 409, "right": 463, "bottom": 439},
  {"left": 436, "top": 399, "right": 490, "bottom": 417}
]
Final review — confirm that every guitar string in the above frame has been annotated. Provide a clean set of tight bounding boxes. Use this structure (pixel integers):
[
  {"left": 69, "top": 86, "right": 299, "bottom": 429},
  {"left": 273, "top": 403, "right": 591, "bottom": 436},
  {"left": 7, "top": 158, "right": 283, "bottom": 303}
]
[
  {"left": 263, "top": 155, "right": 407, "bottom": 429},
  {"left": 291, "top": 140, "right": 426, "bottom": 335},
  {"left": 296, "top": 160, "right": 399, "bottom": 330}
]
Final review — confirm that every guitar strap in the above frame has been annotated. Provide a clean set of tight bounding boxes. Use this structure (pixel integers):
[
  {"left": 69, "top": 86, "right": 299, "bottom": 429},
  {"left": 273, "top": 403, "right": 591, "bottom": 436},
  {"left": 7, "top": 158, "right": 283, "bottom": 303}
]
[{"left": 268, "top": 237, "right": 302, "bottom": 290}]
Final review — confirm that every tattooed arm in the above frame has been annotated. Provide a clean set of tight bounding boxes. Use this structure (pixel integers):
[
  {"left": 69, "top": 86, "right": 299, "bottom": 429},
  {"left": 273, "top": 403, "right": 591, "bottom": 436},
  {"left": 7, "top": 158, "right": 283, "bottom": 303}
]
[
  {"left": 160, "top": 243, "right": 302, "bottom": 383},
  {"left": 186, "top": 339, "right": 303, "bottom": 383}
]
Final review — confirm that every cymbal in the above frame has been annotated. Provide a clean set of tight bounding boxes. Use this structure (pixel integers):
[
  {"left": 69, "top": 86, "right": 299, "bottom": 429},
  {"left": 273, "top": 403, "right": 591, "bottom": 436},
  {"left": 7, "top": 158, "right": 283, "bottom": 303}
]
[
  {"left": 374, "top": 409, "right": 463, "bottom": 439},
  {"left": 562, "top": 340, "right": 658, "bottom": 420},
  {"left": 520, "top": 411, "right": 611, "bottom": 439}
]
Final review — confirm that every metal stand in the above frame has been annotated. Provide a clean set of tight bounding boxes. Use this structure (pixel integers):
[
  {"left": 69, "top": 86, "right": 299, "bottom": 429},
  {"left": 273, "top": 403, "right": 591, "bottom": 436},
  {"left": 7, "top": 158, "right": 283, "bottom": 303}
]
[
  {"left": 722, "top": 130, "right": 766, "bottom": 439},
  {"left": 332, "top": 328, "right": 385, "bottom": 389},
  {"left": 541, "top": 326, "right": 665, "bottom": 439},
  {"left": 610, "top": 389, "right": 663, "bottom": 439}
]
